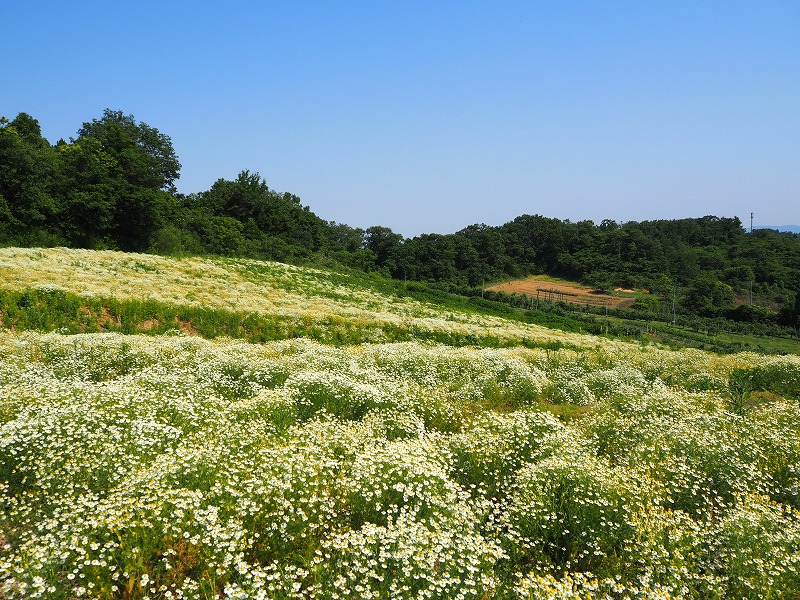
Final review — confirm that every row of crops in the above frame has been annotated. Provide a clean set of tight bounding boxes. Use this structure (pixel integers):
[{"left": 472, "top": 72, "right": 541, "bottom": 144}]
[{"left": 2, "top": 328, "right": 799, "bottom": 598}]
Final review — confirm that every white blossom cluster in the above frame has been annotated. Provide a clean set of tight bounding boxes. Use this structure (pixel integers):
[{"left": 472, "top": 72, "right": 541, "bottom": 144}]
[
  {"left": 0, "top": 247, "right": 604, "bottom": 348},
  {"left": 0, "top": 329, "right": 797, "bottom": 598}
]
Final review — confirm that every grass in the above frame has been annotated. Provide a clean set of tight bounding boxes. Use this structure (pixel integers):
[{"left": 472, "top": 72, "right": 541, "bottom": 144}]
[{"left": 0, "top": 286, "right": 585, "bottom": 350}]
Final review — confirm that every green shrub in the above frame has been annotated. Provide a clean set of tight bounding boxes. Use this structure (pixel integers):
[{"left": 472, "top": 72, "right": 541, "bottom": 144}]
[{"left": 503, "top": 449, "right": 644, "bottom": 577}]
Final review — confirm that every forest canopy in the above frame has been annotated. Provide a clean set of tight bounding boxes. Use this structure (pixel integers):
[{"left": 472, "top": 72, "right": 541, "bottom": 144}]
[{"left": 1, "top": 110, "right": 799, "bottom": 328}]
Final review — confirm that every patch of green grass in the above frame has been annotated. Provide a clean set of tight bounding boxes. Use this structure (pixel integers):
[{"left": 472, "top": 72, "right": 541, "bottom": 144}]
[
  {"left": 0, "top": 287, "right": 567, "bottom": 350},
  {"left": 541, "top": 402, "right": 595, "bottom": 423}
]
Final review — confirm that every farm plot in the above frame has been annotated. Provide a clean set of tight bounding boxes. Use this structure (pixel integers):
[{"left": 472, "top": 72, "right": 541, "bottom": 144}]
[{"left": 486, "top": 276, "right": 637, "bottom": 309}]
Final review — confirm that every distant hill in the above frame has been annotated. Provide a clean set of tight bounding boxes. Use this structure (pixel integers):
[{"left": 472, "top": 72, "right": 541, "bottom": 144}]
[{"left": 754, "top": 225, "right": 800, "bottom": 234}]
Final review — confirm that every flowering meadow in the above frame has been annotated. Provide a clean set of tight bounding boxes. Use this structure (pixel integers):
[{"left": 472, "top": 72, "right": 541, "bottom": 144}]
[
  {"left": 1, "top": 249, "right": 800, "bottom": 599},
  {"left": 0, "top": 248, "right": 583, "bottom": 348}
]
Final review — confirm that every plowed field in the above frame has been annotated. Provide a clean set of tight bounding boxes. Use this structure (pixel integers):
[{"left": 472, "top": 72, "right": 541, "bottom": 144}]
[{"left": 486, "top": 276, "right": 636, "bottom": 309}]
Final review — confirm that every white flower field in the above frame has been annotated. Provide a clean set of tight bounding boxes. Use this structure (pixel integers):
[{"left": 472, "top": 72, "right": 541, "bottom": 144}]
[{"left": 1, "top": 248, "right": 799, "bottom": 598}]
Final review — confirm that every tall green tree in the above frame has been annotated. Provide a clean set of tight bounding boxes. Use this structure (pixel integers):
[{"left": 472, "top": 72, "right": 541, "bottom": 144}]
[
  {"left": 363, "top": 225, "right": 403, "bottom": 272},
  {"left": 0, "top": 113, "right": 62, "bottom": 244},
  {"left": 684, "top": 275, "right": 736, "bottom": 317},
  {"left": 193, "top": 170, "right": 329, "bottom": 259},
  {"left": 55, "top": 137, "right": 118, "bottom": 248},
  {"left": 73, "top": 110, "right": 181, "bottom": 250},
  {"left": 76, "top": 109, "right": 180, "bottom": 192}
]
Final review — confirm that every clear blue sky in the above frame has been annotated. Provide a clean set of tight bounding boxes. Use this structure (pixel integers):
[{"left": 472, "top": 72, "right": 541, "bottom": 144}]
[{"left": 3, "top": 1, "right": 798, "bottom": 237}]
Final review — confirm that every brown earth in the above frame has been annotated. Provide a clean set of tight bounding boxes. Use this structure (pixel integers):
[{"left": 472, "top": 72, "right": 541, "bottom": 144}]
[{"left": 486, "top": 277, "right": 636, "bottom": 309}]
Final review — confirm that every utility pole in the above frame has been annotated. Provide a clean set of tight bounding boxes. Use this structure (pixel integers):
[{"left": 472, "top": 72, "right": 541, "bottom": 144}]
[{"left": 672, "top": 287, "right": 676, "bottom": 326}]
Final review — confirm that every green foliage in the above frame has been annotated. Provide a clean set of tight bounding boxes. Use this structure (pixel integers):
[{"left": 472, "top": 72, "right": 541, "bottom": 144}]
[
  {"left": 727, "top": 368, "right": 753, "bottom": 414},
  {"left": 0, "top": 113, "right": 63, "bottom": 244},
  {"left": 735, "top": 360, "right": 800, "bottom": 399},
  {"left": 684, "top": 275, "right": 736, "bottom": 317},
  {"left": 711, "top": 496, "right": 800, "bottom": 598},
  {"left": 76, "top": 109, "right": 180, "bottom": 192},
  {"left": 632, "top": 294, "right": 660, "bottom": 312},
  {"left": 503, "top": 449, "right": 644, "bottom": 577},
  {"left": 585, "top": 272, "right": 615, "bottom": 294},
  {"left": 448, "top": 410, "right": 563, "bottom": 499}
]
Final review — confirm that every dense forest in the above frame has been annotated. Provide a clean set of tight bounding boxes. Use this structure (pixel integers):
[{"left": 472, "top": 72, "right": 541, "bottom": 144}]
[{"left": 2, "top": 110, "right": 799, "bottom": 329}]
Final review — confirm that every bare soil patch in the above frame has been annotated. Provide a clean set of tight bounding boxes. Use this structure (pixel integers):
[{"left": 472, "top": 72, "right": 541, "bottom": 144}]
[
  {"left": 175, "top": 317, "right": 200, "bottom": 336},
  {"left": 141, "top": 318, "right": 159, "bottom": 331},
  {"left": 486, "top": 276, "right": 636, "bottom": 309}
]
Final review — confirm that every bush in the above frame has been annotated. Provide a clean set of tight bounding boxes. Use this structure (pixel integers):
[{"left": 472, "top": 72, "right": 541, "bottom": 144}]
[{"left": 503, "top": 449, "right": 644, "bottom": 576}]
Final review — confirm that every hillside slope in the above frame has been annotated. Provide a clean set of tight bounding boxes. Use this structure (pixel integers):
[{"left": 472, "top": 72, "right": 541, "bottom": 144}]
[
  {"left": 1, "top": 248, "right": 800, "bottom": 598},
  {"left": 0, "top": 247, "right": 613, "bottom": 349}
]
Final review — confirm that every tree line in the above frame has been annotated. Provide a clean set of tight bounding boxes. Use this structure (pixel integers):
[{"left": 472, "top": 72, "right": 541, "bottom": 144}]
[{"left": 2, "top": 110, "right": 799, "bottom": 328}]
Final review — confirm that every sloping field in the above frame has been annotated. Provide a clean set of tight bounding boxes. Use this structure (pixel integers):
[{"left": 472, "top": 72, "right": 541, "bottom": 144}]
[
  {"left": 1, "top": 248, "right": 799, "bottom": 599},
  {"left": 487, "top": 276, "right": 636, "bottom": 309},
  {"left": 0, "top": 247, "right": 600, "bottom": 349}
]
